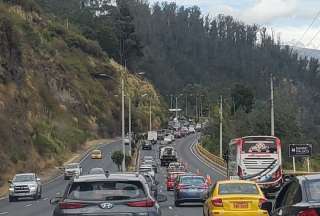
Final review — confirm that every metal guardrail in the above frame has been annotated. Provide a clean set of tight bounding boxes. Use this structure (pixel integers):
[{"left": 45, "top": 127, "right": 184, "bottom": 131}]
[{"left": 195, "top": 143, "right": 227, "bottom": 171}]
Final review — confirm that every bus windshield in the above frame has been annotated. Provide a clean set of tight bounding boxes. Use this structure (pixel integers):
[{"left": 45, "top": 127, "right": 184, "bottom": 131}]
[{"left": 243, "top": 141, "right": 277, "bottom": 153}]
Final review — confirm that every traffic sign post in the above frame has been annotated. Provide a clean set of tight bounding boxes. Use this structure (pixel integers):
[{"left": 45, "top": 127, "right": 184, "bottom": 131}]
[{"left": 289, "top": 144, "right": 312, "bottom": 173}]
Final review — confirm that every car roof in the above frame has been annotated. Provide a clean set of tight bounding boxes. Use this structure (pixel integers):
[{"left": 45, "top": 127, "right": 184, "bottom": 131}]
[
  {"left": 217, "top": 180, "right": 258, "bottom": 185},
  {"left": 15, "top": 173, "right": 35, "bottom": 176},
  {"left": 73, "top": 173, "right": 147, "bottom": 183},
  {"left": 66, "top": 163, "right": 80, "bottom": 166},
  {"left": 296, "top": 174, "right": 320, "bottom": 181}
]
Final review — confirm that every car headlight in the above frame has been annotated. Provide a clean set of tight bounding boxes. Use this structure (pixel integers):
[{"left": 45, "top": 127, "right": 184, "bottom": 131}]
[{"left": 29, "top": 185, "right": 37, "bottom": 190}]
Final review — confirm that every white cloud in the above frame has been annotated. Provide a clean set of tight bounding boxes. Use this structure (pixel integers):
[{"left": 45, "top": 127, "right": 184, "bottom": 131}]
[
  {"left": 240, "top": 0, "right": 298, "bottom": 24},
  {"left": 273, "top": 26, "right": 320, "bottom": 49}
]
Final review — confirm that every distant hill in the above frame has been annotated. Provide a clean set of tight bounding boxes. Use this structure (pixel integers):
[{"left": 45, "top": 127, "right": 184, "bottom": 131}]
[{"left": 289, "top": 46, "right": 320, "bottom": 59}]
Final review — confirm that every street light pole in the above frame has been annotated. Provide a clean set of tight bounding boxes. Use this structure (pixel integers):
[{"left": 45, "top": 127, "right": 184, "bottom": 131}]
[
  {"left": 185, "top": 95, "right": 188, "bottom": 117},
  {"left": 175, "top": 96, "right": 178, "bottom": 119},
  {"left": 219, "top": 96, "right": 223, "bottom": 158},
  {"left": 149, "top": 98, "right": 152, "bottom": 131},
  {"left": 195, "top": 95, "right": 198, "bottom": 122},
  {"left": 128, "top": 96, "right": 132, "bottom": 157}
]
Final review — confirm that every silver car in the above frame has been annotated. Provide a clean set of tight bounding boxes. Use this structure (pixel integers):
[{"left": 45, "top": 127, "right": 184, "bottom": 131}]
[
  {"left": 63, "top": 163, "right": 82, "bottom": 180},
  {"left": 8, "top": 173, "right": 42, "bottom": 202},
  {"left": 51, "top": 172, "right": 167, "bottom": 216}
]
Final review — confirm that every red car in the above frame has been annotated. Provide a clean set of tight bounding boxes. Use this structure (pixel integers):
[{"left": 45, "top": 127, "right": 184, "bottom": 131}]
[{"left": 166, "top": 171, "right": 186, "bottom": 191}]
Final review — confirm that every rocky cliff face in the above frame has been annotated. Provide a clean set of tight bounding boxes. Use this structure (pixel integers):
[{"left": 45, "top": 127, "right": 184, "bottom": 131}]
[{"left": 0, "top": 3, "right": 164, "bottom": 187}]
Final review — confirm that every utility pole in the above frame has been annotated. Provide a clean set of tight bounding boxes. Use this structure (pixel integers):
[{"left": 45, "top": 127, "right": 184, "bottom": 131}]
[
  {"left": 128, "top": 96, "right": 132, "bottom": 157},
  {"left": 220, "top": 96, "right": 223, "bottom": 158},
  {"left": 170, "top": 94, "right": 173, "bottom": 109},
  {"left": 185, "top": 95, "right": 188, "bottom": 117},
  {"left": 149, "top": 98, "right": 152, "bottom": 131},
  {"left": 175, "top": 96, "right": 178, "bottom": 119},
  {"left": 271, "top": 74, "right": 275, "bottom": 136},
  {"left": 200, "top": 96, "right": 203, "bottom": 118},
  {"left": 195, "top": 95, "right": 198, "bottom": 122},
  {"left": 121, "top": 78, "right": 126, "bottom": 172}
]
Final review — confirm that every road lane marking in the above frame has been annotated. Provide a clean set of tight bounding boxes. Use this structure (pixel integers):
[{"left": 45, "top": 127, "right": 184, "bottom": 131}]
[
  {"left": 189, "top": 140, "right": 227, "bottom": 177},
  {"left": 43, "top": 198, "right": 48, "bottom": 201},
  {"left": 0, "top": 212, "right": 8, "bottom": 215},
  {"left": 0, "top": 197, "right": 6, "bottom": 201},
  {"left": 24, "top": 204, "right": 32, "bottom": 207}
]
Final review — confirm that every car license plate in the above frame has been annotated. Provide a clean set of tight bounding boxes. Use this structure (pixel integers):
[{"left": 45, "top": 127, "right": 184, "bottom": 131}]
[
  {"left": 188, "top": 188, "right": 198, "bottom": 192},
  {"left": 233, "top": 202, "right": 248, "bottom": 209}
]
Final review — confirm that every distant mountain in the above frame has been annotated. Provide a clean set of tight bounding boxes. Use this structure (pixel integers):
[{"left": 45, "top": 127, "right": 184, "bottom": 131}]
[{"left": 288, "top": 46, "right": 320, "bottom": 59}]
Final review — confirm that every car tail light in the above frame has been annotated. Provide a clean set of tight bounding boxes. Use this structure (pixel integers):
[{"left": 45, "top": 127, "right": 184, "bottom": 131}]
[
  {"left": 127, "top": 199, "right": 155, "bottom": 207},
  {"left": 59, "top": 202, "right": 87, "bottom": 209},
  {"left": 177, "top": 184, "right": 188, "bottom": 190},
  {"left": 211, "top": 198, "right": 223, "bottom": 207},
  {"left": 298, "top": 209, "right": 319, "bottom": 216},
  {"left": 258, "top": 198, "right": 268, "bottom": 209}
]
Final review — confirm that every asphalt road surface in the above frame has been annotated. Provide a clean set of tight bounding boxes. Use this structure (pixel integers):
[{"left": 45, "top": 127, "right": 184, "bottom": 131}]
[
  {"left": 0, "top": 140, "right": 122, "bottom": 216},
  {"left": 0, "top": 134, "right": 225, "bottom": 216},
  {"left": 140, "top": 133, "right": 226, "bottom": 216}
]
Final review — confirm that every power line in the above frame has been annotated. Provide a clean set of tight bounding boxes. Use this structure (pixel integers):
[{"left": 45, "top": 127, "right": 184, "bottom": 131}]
[
  {"left": 306, "top": 28, "right": 320, "bottom": 47},
  {"left": 297, "top": 10, "right": 320, "bottom": 45}
]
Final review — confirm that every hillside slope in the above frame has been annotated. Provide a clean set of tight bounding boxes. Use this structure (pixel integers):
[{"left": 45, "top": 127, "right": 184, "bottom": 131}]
[{"left": 0, "top": 2, "right": 164, "bottom": 187}]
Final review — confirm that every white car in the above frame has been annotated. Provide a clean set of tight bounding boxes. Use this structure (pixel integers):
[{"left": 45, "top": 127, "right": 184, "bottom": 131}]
[
  {"left": 139, "top": 165, "right": 155, "bottom": 178},
  {"left": 188, "top": 126, "right": 196, "bottom": 133}
]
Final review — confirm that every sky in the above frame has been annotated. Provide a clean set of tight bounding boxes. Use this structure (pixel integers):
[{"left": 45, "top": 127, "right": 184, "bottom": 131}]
[{"left": 148, "top": 0, "right": 320, "bottom": 49}]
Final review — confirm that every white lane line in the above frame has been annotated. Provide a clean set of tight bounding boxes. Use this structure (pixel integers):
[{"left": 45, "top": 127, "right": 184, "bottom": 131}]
[
  {"left": 43, "top": 198, "right": 48, "bottom": 201},
  {"left": 189, "top": 140, "right": 227, "bottom": 177},
  {"left": 24, "top": 204, "right": 32, "bottom": 207},
  {"left": 0, "top": 212, "right": 8, "bottom": 215},
  {"left": 0, "top": 197, "right": 6, "bottom": 201},
  {"left": 168, "top": 206, "right": 173, "bottom": 210}
]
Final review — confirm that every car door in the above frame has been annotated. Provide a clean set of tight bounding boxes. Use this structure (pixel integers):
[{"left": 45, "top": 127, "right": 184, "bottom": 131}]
[
  {"left": 203, "top": 183, "right": 216, "bottom": 216},
  {"left": 272, "top": 180, "right": 302, "bottom": 216}
]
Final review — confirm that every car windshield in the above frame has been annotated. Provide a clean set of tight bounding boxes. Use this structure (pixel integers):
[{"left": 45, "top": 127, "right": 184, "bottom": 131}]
[
  {"left": 306, "top": 180, "right": 320, "bottom": 201},
  {"left": 89, "top": 168, "right": 104, "bottom": 174},
  {"left": 219, "top": 183, "right": 259, "bottom": 195},
  {"left": 243, "top": 141, "right": 277, "bottom": 153},
  {"left": 68, "top": 181, "right": 146, "bottom": 201},
  {"left": 180, "top": 176, "right": 204, "bottom": 186},
  {"left": 66, "top": 164, "right": 79, "bottom": 169},
  {"left": 92, "top": 150, "right": 100, "bottom": 154},
  {"left": 14, "top": 175, "right": 35, "bottom": 182}
]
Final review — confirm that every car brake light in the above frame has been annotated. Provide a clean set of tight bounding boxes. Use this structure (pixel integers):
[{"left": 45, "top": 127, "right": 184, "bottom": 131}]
[
  {"left": 298, "top": 209, "right": 319, "bottom": 216},
  {"left": 258, "top": 198, "right": 268, "bottom": 209},
  {"left": 59, "top": 202, "right": 87, "bottom": 209},
  {"left": 127, "top": 199, "right": 155, "bottom": 207},
  {"left": 211, "top": 198, "right": 223, "bottom": 207}
]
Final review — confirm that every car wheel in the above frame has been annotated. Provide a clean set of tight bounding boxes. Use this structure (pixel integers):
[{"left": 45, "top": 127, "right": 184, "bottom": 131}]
[
  {"left": 174, "top": 201, "right": 180, "bottom": 207},
  {"left": 9, "top": 196, "right": 16, "bottom": 202}
]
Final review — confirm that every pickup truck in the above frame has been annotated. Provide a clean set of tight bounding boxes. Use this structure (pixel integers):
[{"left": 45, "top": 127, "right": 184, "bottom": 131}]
[
  {"left": 63, "top": 163, "right": 82, "bottom": 180},
  {"left": 8, "top": 173, "right": 42, "bottom": 202}
]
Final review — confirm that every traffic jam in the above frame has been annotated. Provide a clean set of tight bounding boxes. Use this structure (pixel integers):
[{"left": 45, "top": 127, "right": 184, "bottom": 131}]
[{"left": 6, "top": 118, "right": 320, "bottom": 216}]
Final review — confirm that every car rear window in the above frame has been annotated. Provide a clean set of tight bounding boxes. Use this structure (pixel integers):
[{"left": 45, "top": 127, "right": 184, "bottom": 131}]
[
  {"left": 219, "top": 183, "right": 259, "bottom": 195},
  {"left": 180, "top": 176, "right": 205, "bottom": 185},
  {"left": 68, "top": 181, "right": 146, "bottom": 201},
  {"left": 306, "top": 180, "right": 320, "bottom": 201}
]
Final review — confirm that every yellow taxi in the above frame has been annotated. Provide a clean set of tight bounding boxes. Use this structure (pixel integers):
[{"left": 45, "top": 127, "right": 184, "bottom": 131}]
[
  {"left": 91, "top": 149, "right": 102, "bottom": 159},
  {"left": 203, "top": 180, "right": 269, "bottom": 216}
]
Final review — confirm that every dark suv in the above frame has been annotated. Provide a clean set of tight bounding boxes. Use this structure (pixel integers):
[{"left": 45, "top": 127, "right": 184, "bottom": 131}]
[
  {"left": 262, "top": 174, "right": 320, "bottom": 216},
  {"left": 51, "top": 172, "right": 167, "bottom": 216}
]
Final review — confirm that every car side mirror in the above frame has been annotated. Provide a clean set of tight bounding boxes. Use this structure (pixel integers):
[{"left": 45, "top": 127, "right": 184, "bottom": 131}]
[
  {"left": 156, "top": 194, "right": 167, "bottom": 203},
  {"left": 261, "top": 201, "right": 273, "bottom": 214},
  {"left": 8, "top": 180, "right": 12, "bottom": 184},
  {"left": 223, "top": 152, "right": 229, "bottom": 162},
  {"left": 50, "top": 196, "right": 62, "bottom": 205}
]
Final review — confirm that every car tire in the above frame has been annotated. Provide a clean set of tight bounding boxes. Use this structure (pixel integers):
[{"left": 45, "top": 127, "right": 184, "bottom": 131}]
[
  {"left": 174, "top": 201, "right": 180, "bottom": 207},
  {"left": 9, "top": 196, "right": 16, "bottom": 202}
]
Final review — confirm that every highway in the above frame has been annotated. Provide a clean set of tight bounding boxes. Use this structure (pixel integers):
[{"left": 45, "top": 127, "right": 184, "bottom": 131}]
[{"left": 0, "top": 134, "right": 225, "bottom": 216}]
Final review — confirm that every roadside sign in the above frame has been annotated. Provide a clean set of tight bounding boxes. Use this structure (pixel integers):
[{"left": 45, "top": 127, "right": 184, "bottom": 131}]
[{"left": 289, "top": 144, "right": 312, "bottom": 157}]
